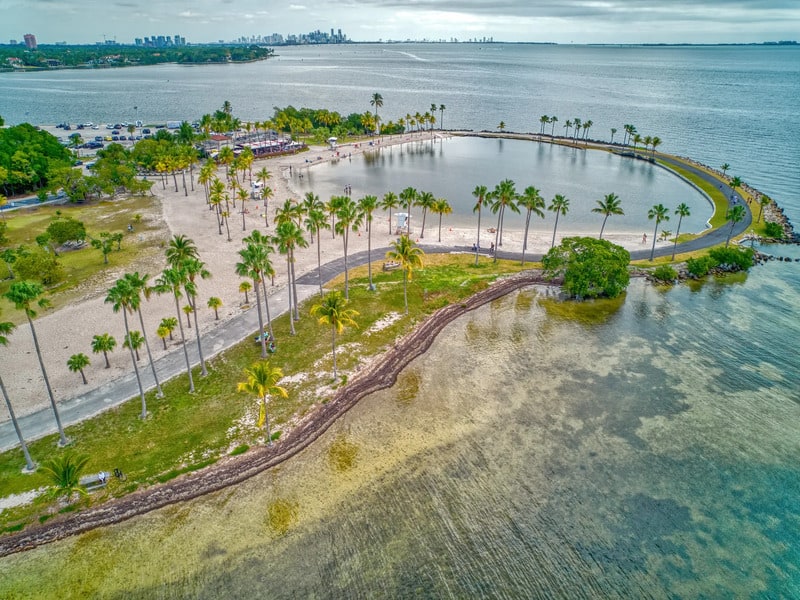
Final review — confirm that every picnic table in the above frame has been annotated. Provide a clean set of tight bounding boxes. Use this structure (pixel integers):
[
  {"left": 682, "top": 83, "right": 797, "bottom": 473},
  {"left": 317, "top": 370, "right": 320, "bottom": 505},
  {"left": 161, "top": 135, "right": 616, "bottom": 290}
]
[{"left": 382, "top": 261, "right": 401, "bottom": 272}]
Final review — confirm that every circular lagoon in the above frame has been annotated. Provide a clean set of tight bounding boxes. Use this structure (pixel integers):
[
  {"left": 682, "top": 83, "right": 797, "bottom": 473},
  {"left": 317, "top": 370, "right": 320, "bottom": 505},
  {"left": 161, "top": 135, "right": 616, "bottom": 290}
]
[{"left": 291, "top": 136, "right": 713, "bottom": 235}]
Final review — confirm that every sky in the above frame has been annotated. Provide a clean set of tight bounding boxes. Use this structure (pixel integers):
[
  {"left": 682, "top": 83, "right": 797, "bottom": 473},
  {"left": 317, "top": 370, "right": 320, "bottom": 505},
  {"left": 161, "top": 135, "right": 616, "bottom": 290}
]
[{"left": 2, "top": 0, "right": 799, "bottom": 45}]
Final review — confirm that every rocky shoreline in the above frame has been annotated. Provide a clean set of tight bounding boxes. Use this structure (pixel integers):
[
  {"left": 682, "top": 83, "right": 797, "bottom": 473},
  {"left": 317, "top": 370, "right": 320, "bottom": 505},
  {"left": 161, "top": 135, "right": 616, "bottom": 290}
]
[{"left": 0, "top": 271, "right": 550, "bottom": 558}]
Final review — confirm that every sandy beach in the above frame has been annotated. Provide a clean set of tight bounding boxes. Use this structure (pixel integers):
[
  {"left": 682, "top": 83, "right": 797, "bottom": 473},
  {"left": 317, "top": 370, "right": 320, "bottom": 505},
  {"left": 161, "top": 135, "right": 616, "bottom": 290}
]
[{"left": 0, "top": 132, "right": 663, "bottom": 423}]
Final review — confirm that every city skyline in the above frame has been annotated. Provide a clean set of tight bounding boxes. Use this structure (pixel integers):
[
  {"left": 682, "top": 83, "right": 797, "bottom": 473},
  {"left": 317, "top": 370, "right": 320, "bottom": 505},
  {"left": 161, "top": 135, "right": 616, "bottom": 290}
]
[{"left": 1, "top": 0, "right": 799, "bottom": 46}]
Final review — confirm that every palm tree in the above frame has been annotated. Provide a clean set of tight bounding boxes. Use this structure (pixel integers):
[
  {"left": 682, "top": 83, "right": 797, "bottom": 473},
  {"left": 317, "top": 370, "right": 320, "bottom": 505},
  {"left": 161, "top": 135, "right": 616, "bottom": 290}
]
[
  {"left": 539, "top": 115, "right": 549, "bottom": 135},
  {"left": 651, "top": 136, "right": 661, "bottom": 157},
  {"left": 239, "top": 280, "right": 252, "bottom": 304},
  {"left": 207, "top": 296, "right": 222, "bottom": 320},
  {"left": 725, "top": 205, "right": 746, "bottom": 247},
  {"left": 720, "top": 163, "right": 730, "bottom": 176},
  {"left": 432, "top": 198, "right": 452, "bottom": 243},
  {"left": 159, "top": 316, "right": 178, "bottom": 341},
  {"left": 165, "top": 234, "right": 198, "bottom": 268},
  {"left": 490, "top": 179, "right": 520, "bottom": 253},
  {"left": 243, "top": 230, "right": 277, "bottom": 342},
  {"left": 399, "top": 187, "right": 417, "bottom": 236},
  {"left": 154, "top": 267, "right": 195, "bottom": 392},
  {"left": 91, "top": 333, "right": 116, "bottom": 368},
  {"left": 610, "top": 127, "right": 617, "bottom": 144},
  {"left": 564, "top": 119, "right": 572, "bottom": 138},
  {"left": 471, "top": 185, "right": 489, "bottom": 265},
  {"left": 439, "top": 104, "right": 446, "bottom": 130},
  {"left": 310, "top": 291, "right": 359, "bottom": 381},
  {"left": 40, "top": 453, "right": 90, "bottom": 501},
  {"left": 0, "top": 319, "right": 36, "bottom": 470},
  {"left": 273, "top": 221, "right": 308, "bottom": 333},
  {"left": 592, "top": 193, "right": 624, "bottom": 240},
  {"left": 124, "top": 272, "right": 163, "bottom": 398},
  {"left": 672, "top": 203, "right": 691, "bottom": 260},
  {"left": 358, "top": 195, "right": 379, "bottom": 290},
  {"left": 237, "top": 244, "right": 270, "bottom": 358},
  {"left": 549, "top": 115, "right": 558, "bottom": 136},
  {"left": 181, "top": 257, "right": 211, "bottom": 376},
  {"left": 156, "top": 325, "right": 170, "bottom": 350},
  {"left": 386, "top": 235, "right": 424, "bottom": 315},
  {"left": 548, "top": 194, "right": 570, "bottom": 249},
  {"left": 498, "top": 121, "right": 506, "bottom": 132},
  {"left": 106, "top": 279, "right": 148, "bottom": 419},
  {"left": 5, "top": 282, "right": 68, "bottom": 445},
  {"left": 729, "top": 176, "right": 743, "bottom": 202},
  {"left": 237, "top": 187, "right": 249, "bottom": 231},
  {"left": 380, "top": 191, "right": 399, "bottom": 235},
  {"left": 518, "top": 186, "right": 545, "bottom": 266},
  {"left": 647, "top": 203, "right": 670, "bottom": 261},
  {"left": 416, "top": 190, "right": 436, "bottom": 239},
  {"left": 237, "top": 361, "right": 287, "bottom": 445},
  {"left": 572, "top": 118, "right": 581, "bottom": 142},
  {"left": 303, "top": 208, "right": 329, "bottom": 296},
  {"left": 122, "top": 330, "right": 145, "bottom": 361},
  {"left": 335, "top": 196, "right": 364, "bottom": 299},
  {"left": 370, "top": 93, "right": 383, "bottom": 134},
  {"left": 67, "top": 353, "right": 90, "bottom": 384}
]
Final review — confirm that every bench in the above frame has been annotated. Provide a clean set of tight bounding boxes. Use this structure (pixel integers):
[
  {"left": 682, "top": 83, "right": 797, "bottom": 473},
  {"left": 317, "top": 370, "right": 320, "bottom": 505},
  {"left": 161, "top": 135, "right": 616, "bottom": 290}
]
[
  {"left": 79, "top": 471, "right": 109, "bottom": 491},
  {"left": 382, "top": 261, "right": 401, "bottom": 272}
]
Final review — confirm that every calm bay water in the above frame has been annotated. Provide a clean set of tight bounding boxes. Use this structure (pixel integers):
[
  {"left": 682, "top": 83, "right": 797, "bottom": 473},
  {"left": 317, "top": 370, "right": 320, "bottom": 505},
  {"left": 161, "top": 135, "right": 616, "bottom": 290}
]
[{"left": 1, "top": 45, "right": 799, "bottom": 598}]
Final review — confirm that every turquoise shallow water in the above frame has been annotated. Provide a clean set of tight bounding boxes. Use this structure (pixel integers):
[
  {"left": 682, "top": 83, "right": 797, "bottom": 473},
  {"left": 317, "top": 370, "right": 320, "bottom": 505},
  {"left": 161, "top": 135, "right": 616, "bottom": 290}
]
[{"left": 2, "top": 260, "right": 798, "bottom": 598}]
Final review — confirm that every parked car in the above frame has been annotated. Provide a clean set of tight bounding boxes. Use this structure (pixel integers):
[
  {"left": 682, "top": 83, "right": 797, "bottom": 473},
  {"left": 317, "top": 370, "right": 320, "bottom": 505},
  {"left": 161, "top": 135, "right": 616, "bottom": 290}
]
[{"left": 95, "top": 135, "right": 104, "bottom": 141}]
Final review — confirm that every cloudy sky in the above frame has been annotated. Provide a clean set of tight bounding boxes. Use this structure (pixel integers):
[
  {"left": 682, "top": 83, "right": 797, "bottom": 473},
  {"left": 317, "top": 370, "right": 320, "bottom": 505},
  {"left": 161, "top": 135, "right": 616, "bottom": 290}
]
[{"left": 2, "top": 0, "right": 799, "bottom": 45}]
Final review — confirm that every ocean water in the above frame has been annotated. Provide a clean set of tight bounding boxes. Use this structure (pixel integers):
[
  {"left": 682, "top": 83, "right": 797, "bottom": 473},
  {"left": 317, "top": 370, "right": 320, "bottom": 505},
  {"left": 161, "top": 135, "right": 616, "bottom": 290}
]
[{"left": 1, "top": 45, "right": 799, "bottom": 597}]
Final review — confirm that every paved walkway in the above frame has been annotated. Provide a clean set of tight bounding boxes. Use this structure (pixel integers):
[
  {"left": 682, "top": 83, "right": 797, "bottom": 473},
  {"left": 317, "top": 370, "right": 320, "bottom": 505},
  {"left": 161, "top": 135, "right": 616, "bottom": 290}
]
[{"left": 0, "top": 155, "right": 751, "bottom": 451}]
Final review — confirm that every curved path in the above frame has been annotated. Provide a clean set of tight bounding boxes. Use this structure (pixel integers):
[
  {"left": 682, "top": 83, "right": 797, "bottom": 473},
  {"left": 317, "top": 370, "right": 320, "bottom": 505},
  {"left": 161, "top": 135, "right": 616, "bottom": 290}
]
[{"left": 0, "top": 151, "right": 751, "bottom": 451}]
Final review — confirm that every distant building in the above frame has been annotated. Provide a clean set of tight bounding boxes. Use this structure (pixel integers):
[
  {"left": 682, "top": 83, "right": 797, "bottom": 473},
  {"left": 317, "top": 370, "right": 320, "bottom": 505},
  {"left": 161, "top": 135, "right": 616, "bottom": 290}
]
[{"left": 23, "top": 33, "right": 37, "bottom": 50}]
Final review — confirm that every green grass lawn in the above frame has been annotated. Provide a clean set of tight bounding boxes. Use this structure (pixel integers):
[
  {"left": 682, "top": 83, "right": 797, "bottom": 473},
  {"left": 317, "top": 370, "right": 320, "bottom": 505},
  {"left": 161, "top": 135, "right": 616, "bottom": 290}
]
[
  {"left": 0, "top": 195, "right": 168, "bottom": 323},
  {"left": 0, "top": 252, "right": 528, "bottom": 533}
]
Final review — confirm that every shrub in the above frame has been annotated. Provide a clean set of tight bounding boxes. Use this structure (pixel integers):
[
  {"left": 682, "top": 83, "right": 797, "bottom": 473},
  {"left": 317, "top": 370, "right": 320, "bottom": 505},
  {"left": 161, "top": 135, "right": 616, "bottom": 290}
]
[
  {"left": 686, "top": 255, "right": 717, "bottom": 278},
  {"left": 709, "top": 246, "right": 755, "bottom": 270},
  {"left": 763, "top": 221, "right": 784, "bottom": 239},
  {"left": 230, "top": 444, "right": 249, "bottom": 456},
  {"left": 652, "top": 265, "right": 677, "bottom": 282},
  {"left": 542, "top": 236, "right": 631, "bottom": 299}
]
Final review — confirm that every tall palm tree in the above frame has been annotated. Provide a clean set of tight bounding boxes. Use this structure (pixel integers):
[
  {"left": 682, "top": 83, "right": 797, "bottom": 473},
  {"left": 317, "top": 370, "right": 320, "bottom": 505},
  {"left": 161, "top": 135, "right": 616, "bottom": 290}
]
[
  {"left": 416, "top": 190, "right": 436, "bottom": 239},
  {"left": 386, "top": 235, "right": 424, "bottom": 315},
  {"left": 67, "top": 352, "right": 90, "bottom": 385},
  {"left": 236, "top": 244, "right": 270, "bottom": 358},
  {"left": 472, "top": 184, "right": 489, "bottom": 265},
  {"left": 106, "top": 279, "right": 148, "bottom": 419},
  {"left": 490, "top": 178, "right": 519, "bottom": 253},
  {"left": 549, "top": 115, "right": 558, "bottom": 136},
  {"left": 757, "top": 194, "right": 771, "bottom": 223},
  {"left": 720, "top": 163, "right": 730, "bottom": 177},
  {"left": 154, "top": 267, "right": 195, "bottom": 392},
  {"left": 273, "top": 220, "right": 308, "bottom": 333},
  {"left": 548, "top": 194, "right": 570, "bottom": 249},
  {"left": 647, "top": 203, "right": 670, "bottom": 261},
  {"left": 335, "top": 196, "right": 364, "bottom": 299},
  {"left": 243, "top": 230, "right": 276, "bottom": 341},
  {"left": 358, "top": 195, "right": 379, "bottom": 290},
  {"left": 725, "top": 205, "right": 746, "bottom": 247},
  {"left": 539, "top": 115, "right": 549, "bottom": 135},
  {"left": 432, "top": 198, "right": 452, "bottom": 242},
  {"left": 564, "top": 119, "right": 572, "bottom": 138},
  {"left": 399, "top": 187, "right": 417, "bottom": 236},
  {"left": 237, "top": 361, "right": 287, "bottom": 446},
  {"left": 650, "top": 136, "right": 661, "bottom": 157},
  {"left": 304, "top": 209, "right": 329, "bottom": 296},
  {"left": 729, "top": 176, "right": 743, "bottom": 202},
  {"left": 310, "top": 291, "right": 359, "bottom": 381},
  {"left": 92, "top": 333, "right": 116, "bottom": 368},
  {"left": 181, "top": 257, "right": 211, "bottom": 376},
  {"left": 123, "top": 272, "right": 163, "bottom": 398},
  {"left": 165, "top": 234, "right": 198, "bottom": 268},
  {"left": 592, "top": 193, "right": 624, "bottom": 240},
  {"left": 439, "top": 104, "right": 446, "bottom": 130},
  {"left": 0, "top": 319, "right": 36, "bottom": 470},
  {"left": 518, "top": 186, "right": 545, "bottom": 266},
  {"left": 370, "top": 92, "right": 383, "bottom": 134},
  {"left": 4, "top": 282, "right": 68, "bottom": 445},
  {"left": 610, "top": 128, "right": 617, "bottom": 144},
  {"left": 672, "top": 203, "right": 691, "bottom": 260},
  {"left": 381, "top": 191, "right": 400, "bottom": 234}
]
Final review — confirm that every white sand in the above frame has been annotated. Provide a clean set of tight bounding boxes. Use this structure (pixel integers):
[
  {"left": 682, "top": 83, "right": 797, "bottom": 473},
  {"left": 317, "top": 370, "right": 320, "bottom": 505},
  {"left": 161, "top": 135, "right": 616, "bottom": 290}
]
[{"left": 0, "top": 132, "right": 664, "bottom": 422}]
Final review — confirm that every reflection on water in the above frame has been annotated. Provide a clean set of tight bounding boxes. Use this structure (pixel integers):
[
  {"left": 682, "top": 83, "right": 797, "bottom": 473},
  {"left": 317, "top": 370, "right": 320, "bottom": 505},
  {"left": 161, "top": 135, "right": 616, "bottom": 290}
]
[{"left": 2, "top": 265, "right": 799, "bottom": 598}]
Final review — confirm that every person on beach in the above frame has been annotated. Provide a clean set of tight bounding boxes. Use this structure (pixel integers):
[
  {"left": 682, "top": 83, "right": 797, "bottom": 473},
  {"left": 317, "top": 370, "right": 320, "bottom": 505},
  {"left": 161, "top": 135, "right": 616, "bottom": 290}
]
[{"left": 642, "top": 233, "right": 647, "bottom": 243}]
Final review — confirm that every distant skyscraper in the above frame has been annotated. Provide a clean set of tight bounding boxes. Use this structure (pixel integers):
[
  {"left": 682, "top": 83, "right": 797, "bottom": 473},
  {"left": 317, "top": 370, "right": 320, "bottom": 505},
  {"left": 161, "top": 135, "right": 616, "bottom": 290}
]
[{"left": 23, "top": 33, "right": 37, "bottom": 50}]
